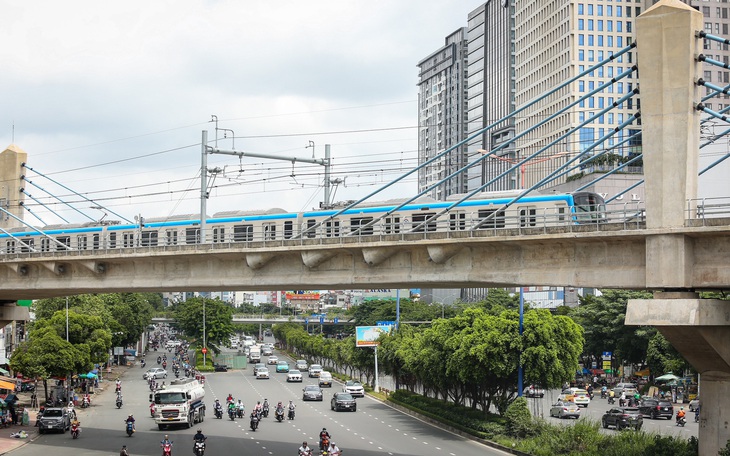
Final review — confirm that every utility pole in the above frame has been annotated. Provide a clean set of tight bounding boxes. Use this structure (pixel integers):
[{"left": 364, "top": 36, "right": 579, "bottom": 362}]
[{"left": 200, "top": 130, "right": 208, "bottom": 244}]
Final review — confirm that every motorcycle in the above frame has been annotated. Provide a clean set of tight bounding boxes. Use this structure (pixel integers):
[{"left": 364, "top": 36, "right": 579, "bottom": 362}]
[
  {"left": 125, "top": 420, "right": 135, "bottom": 437},
  {"left": 71, "top": 422, "right": 80, "bottom": 439},
  {"left": 214, "top": 407, "right": 223, "bottom": 419},
  {"left": 116, "top": 396, "right": 123, "bottom": 409},
  {"left": 288, "top": 407, "right": 295, "bottom": 420},
  {"left": 262, "top": 404, "right": 269, "bottom": 418},
  {"left": 228, "top": 408, "right": 235, "bottom": 421},
  {"left": 174, "top": 371, "right": 179, "bottom": 378},
  {"left": 249, "top": 414, "right": 259, "bottom": 431},
  {"left": 607, "top": 396, "right": 615, "bottom": 404},
  {"left": 161, "top": 442, "right": 173, "bottom": 456},
  {"left": 157, "top": 357, "right": 162, "bottom": 365},
  {"left": 141, "top": 360, "right": 146, "bottom": 368},
  {"left": 194, "top": 441, "right": 205, "bottom": 456},
  {"left": 319, "top": 437, "right": 330, "bottom": 452},
  {"left": 600, "top": 390, "right": 607, "bottom": 399},
  {"left": 80, "top": 397, "right": 90, "bottom": 408},
  {"left": 150, "top": 403, "right": 156, "bottom": 417},
  {"left": 236, "top": 407, "right": 244, "bottom": 419},
  {"left": 676, "top": 416, "right": 687, "bottom": 427},
  {"left": 162, "top": 361, "right": 167, "bottom": 369},
  {"left": 275, "top": 407, "right": 284, "bottom": 422}
]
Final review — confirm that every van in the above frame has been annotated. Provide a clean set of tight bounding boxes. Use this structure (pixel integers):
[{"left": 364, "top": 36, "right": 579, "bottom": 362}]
[{"left": 249, "top": 348, "right": 261, "bottom": 363}]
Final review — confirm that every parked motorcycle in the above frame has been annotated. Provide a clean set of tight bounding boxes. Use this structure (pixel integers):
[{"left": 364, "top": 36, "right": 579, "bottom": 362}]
[{"left": 71, "top": 422, "right": 80, "bottom": 439}]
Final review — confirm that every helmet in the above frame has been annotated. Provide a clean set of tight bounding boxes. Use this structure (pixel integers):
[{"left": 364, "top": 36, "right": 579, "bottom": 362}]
[
  {"left": 164, "top": 434, "right": 169, "bottom": 439},
  {"left": 322, "top": 428, "right": 327, "bottom": 431},
  {"left": 330, "top": 442, "right": 336, "bottom": 446},
  {"left": 681, "top": 407, "right": 684, "bottom": 410},
  {"left": 257, "top": 401, "right": 261, "bottom": 404},
  {"left": 197, "top": 429, "right": 202, "bottom": 432}
]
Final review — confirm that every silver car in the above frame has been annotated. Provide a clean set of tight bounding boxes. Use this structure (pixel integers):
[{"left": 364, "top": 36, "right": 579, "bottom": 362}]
[
  {"left": 143, "top": 367, "right": 167, "bottom": 380},
  {"left": 550, "top": 400, "right": 581, "bottom": 419}
]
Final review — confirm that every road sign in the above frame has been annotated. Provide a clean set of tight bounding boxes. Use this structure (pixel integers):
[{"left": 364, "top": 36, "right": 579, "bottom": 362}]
[
  {"left": 377, "top": 321, "right": 396, "bottom": 326},
  {"left": 201, "top": 347, "right": 208, "bottom": 354},
  {"left": 602, "top": 351, "right": 612, "bottom": 360}
]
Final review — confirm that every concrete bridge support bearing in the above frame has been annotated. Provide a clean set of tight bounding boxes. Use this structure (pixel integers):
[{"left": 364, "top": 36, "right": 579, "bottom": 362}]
[{"left": 627, "top": 293, "right": 730, "bottom": 454}]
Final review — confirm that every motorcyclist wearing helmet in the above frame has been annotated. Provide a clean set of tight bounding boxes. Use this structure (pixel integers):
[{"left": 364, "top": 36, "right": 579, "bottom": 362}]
[
  {"left": 161, "top": 434, "right": 172, "bottom": 446},
  {"left": 193, "top": 429, "right": 206, "bottom": 452},
  {"left": 298, "top": 441, "right": 313, "bottom": 456},
  {"left": 125, "top": 414, "right": 135, "bottom": 432},
  {"left": 328, "top": 441, "right": 342, "bottom": 456},
  {"left": 319, "top": 428, "right": 330, "bottom": 450},
  {"left": 677, "top": 407, "right": 686, "bottom": 423}
]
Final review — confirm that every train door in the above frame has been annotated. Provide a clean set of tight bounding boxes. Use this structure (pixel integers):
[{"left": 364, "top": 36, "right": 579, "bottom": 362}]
[
  {"left": 449, "top": 211, "right": 466, "bottom": 231},
  {"left": 518, "top": 206, "right": 537, "bottom": 227}
]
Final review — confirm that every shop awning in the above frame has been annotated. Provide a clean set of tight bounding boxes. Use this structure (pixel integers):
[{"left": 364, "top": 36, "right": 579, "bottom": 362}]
[
  {"left": 0, "top": 380, "right": 16, "bottom": 391},
  {"left": 0, "top": 368, "right": 9, "bottom": 376}
]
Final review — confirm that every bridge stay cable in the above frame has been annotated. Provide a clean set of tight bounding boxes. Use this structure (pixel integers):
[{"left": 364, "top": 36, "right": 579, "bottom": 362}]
[
  {"left": 17, "top": 192, "right": 54, "bottom": 225},
  {"left": 20, "top": 176, "right": 95, "bottom": 223},
  {"left": 21, "top": 163, "right": 134, "bottom": 224},
  {"left": 0, "top": 206, "right": 76, "bottom": 252},
  {"left": 292, "top": 44, "right": 638, "bottom": 239}
]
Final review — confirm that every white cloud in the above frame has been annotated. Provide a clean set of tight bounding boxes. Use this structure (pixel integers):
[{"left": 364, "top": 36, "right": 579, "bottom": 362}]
[{"left": 1, "top": 0, "right": 474, "bottom": 225}]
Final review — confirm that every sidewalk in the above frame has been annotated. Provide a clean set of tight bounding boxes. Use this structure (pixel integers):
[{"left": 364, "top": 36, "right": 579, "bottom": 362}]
[{"left": 0, "top": 364, "right": 132, "bottom": 455}]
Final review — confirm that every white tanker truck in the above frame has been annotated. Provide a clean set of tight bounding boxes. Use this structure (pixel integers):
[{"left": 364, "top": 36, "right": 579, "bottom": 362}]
[{"left": 151, "top": 378, "right": 205, "bottom": 430}]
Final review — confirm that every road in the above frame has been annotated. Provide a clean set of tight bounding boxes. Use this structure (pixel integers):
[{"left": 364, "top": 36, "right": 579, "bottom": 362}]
[
  {"left": 524, "top": 389, "right": 698, "bottom": 439},
  {"left": 15, "top": 346, "right": 511, "bottom": 456}
]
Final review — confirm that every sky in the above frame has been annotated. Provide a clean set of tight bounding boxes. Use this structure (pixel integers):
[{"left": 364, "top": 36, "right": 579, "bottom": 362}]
[{"left": 1, "top": 0, "right": 479, "bottom": 226}]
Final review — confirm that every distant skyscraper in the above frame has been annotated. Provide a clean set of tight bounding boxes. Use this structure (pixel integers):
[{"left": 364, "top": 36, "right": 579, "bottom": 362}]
[
  {"left": 466, "top": 1, "right": 516, "bottom": 192},
  {"left": 417, "top": 28, "right": 469, "bottom": 200}
]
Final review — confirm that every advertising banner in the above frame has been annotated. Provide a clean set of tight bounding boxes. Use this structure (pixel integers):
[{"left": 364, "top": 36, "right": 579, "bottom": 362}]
[{"left": 355, "top": 325, "right": 392, "bottom": 347}]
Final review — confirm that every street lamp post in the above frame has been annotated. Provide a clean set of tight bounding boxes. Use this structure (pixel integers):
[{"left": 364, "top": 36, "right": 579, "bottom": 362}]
[{"left": 202, "top": 300, "right": 207, "bottom": 368}]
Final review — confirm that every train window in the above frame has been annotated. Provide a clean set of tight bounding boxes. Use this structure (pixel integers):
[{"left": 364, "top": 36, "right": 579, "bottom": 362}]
[
  {"left": 325, "top": 220, "right": 340, "bottom": 237},
  {"left": 212, "top": 227, "right": 225, "bottom": 243},
  {"left": 123, "top": 232, "right": 135, "bottom": 248},
  {"left": 384, "top": 216, "right": 400, "bottom": 234},
  {"left": 284, "top": 221, "right": 293, "bottom": 239},
  {"left": 449, "top": 212, "right": 466, "bottom": 231},
  {"left": 305, "top": 219, "right": 317, "bottom": 238},
  {"left": 109, "top": 232, "right": 117, "bottom": 248},
  {"left": 20, "top": 238, "right": 34, "bottom": 253},
  {"left": 351, "top": 217, "right": 374, "bottom": 236},
  {"left": 477, "top": 209, "right": 506, "bottom": 229},
  {"left": 77, "top": 235, "right": 88, "bottom": 250},
  {"left": 166, "top": 229, "right": 178, "bottom": 245},
  {"left": 185, "top": 228, "right": 199, "bottom": 244},
  {"left": 57, "top": 236, "right": 71, "bottom": 250},
  {"left": 557, "top": 206, "right": 566, "bottom": 222},
  {"left": 519, "top": 206, "right": 537, "bottom": 227},
  {"left": 264, "top": 223, "right": 276, "bottom": 240},
  {"left": 6, "top": 240, "right": 15, "bottom": 254},
  {"left": 41, "top": 238, "right": 51, "bottom": 252},
  {"left": 141, "top": 231, "right": 158, "bottom": 247},
  {"left": 573, "top": 192, "right": 608, "bottom": 223},
  {"left": 411, "top": 213, "right": 437, "bottom": 232},
  {"left": 233, "top": 225, "right": 253, "bottom": 242},
  {"left": 92, "top": 234, "right": 100, "bottom": 250}
]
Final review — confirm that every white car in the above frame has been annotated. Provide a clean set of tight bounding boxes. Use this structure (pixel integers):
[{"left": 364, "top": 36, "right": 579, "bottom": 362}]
[
  {"left": 255, "top": 367, "right": 270, "bottom": 379},
  {"left": 296, "top": 360, "right": 309, "bottom": 371},
  {"left": 287, "top": 369, "right": 303, "bottom": 382},
  {"left": 143, "top": 368, "right": 167, "bottom": 380},
  {"left": 308, "top": 364, "right": 323, "bottom": 378},
  {"left": 267, "top": 356, "right": 279, "bottom": 365},
  {"left": 343, "top": 380, "right": 365, "bottom": 397}
]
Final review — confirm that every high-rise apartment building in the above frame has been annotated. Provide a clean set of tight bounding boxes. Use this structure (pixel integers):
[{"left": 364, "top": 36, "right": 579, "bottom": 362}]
[
  {"left": 512, "top": 0, "right": 643, "bottom": 191},
  {"left": 466, "top": 1, "right": 516, "bottom": 192},
  {"left": 417, "top": 28, "right": 469, "bottom": 200}
]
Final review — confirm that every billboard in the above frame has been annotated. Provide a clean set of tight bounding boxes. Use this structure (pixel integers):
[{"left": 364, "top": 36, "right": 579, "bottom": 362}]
[
  {"left": 285, "top": 291, "right": 320, "bottom": 300},
  {"left": 355, "top": 325, "right": 393, "bottom": 347}
]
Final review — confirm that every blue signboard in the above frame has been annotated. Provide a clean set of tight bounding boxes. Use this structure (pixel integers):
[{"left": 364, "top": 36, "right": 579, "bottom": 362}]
[
  {"left": 304, "top": 318, "right": 309, "bottom": 324},
  {"left": 334, "top": 317, "right": 339, "bottom": 324},
  {"left": 319, "top": 316, "right": 324, "bottom": 324},
  {"left": 377, "top": 321, "right": 396, "bottom": 326}
]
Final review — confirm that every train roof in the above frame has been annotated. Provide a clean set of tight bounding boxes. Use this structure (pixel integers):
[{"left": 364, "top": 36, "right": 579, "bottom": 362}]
[{"left": 212, "top": 208, "right": 287, "bottom": 218}]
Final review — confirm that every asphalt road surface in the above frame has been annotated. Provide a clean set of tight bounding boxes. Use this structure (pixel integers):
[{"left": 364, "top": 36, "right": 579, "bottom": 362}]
[{"left": 16, "top": 346, "right": 512, "bottom": 456}]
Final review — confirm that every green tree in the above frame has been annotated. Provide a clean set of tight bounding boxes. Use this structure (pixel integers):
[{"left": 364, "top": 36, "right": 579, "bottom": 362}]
[
  {"left": 34, "top": 310, "right": 112, "bottom": 365},
  {"left": 174, "top": 298, "right": 234, "bottom": 354}
]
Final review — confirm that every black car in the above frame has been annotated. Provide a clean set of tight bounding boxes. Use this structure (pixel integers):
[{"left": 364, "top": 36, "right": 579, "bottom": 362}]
[
  {"left": 602, "top": 407, "right": 643, "bottom": 430},
  {"left": 331, "top": 392, "right": 357, "bottom": 412},
  {"left": 213, "top": 363, "right": 229, "bottom": 372},
  {"left": 302, "top": 385, "right": 324, "bottom": 401},
  {"left": 638, "top": 399, "right": 673, "bottom": 420}
]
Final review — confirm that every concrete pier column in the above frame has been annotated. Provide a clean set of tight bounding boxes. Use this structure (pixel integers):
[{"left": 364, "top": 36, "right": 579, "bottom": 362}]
[
  {"left": 0, "top": 144, "right": 27, "bottom": 229},
  {"left": 630, "top": 2, "right": 730, "bottom": 455},
  {"left": 626, "top": 295, "right": 730, "bottom": 454}
]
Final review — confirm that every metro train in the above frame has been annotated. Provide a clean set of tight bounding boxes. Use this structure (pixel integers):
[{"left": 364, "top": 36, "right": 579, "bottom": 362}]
[{"left": 0, "top": 191, "right": 606, "bottom": 254}]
